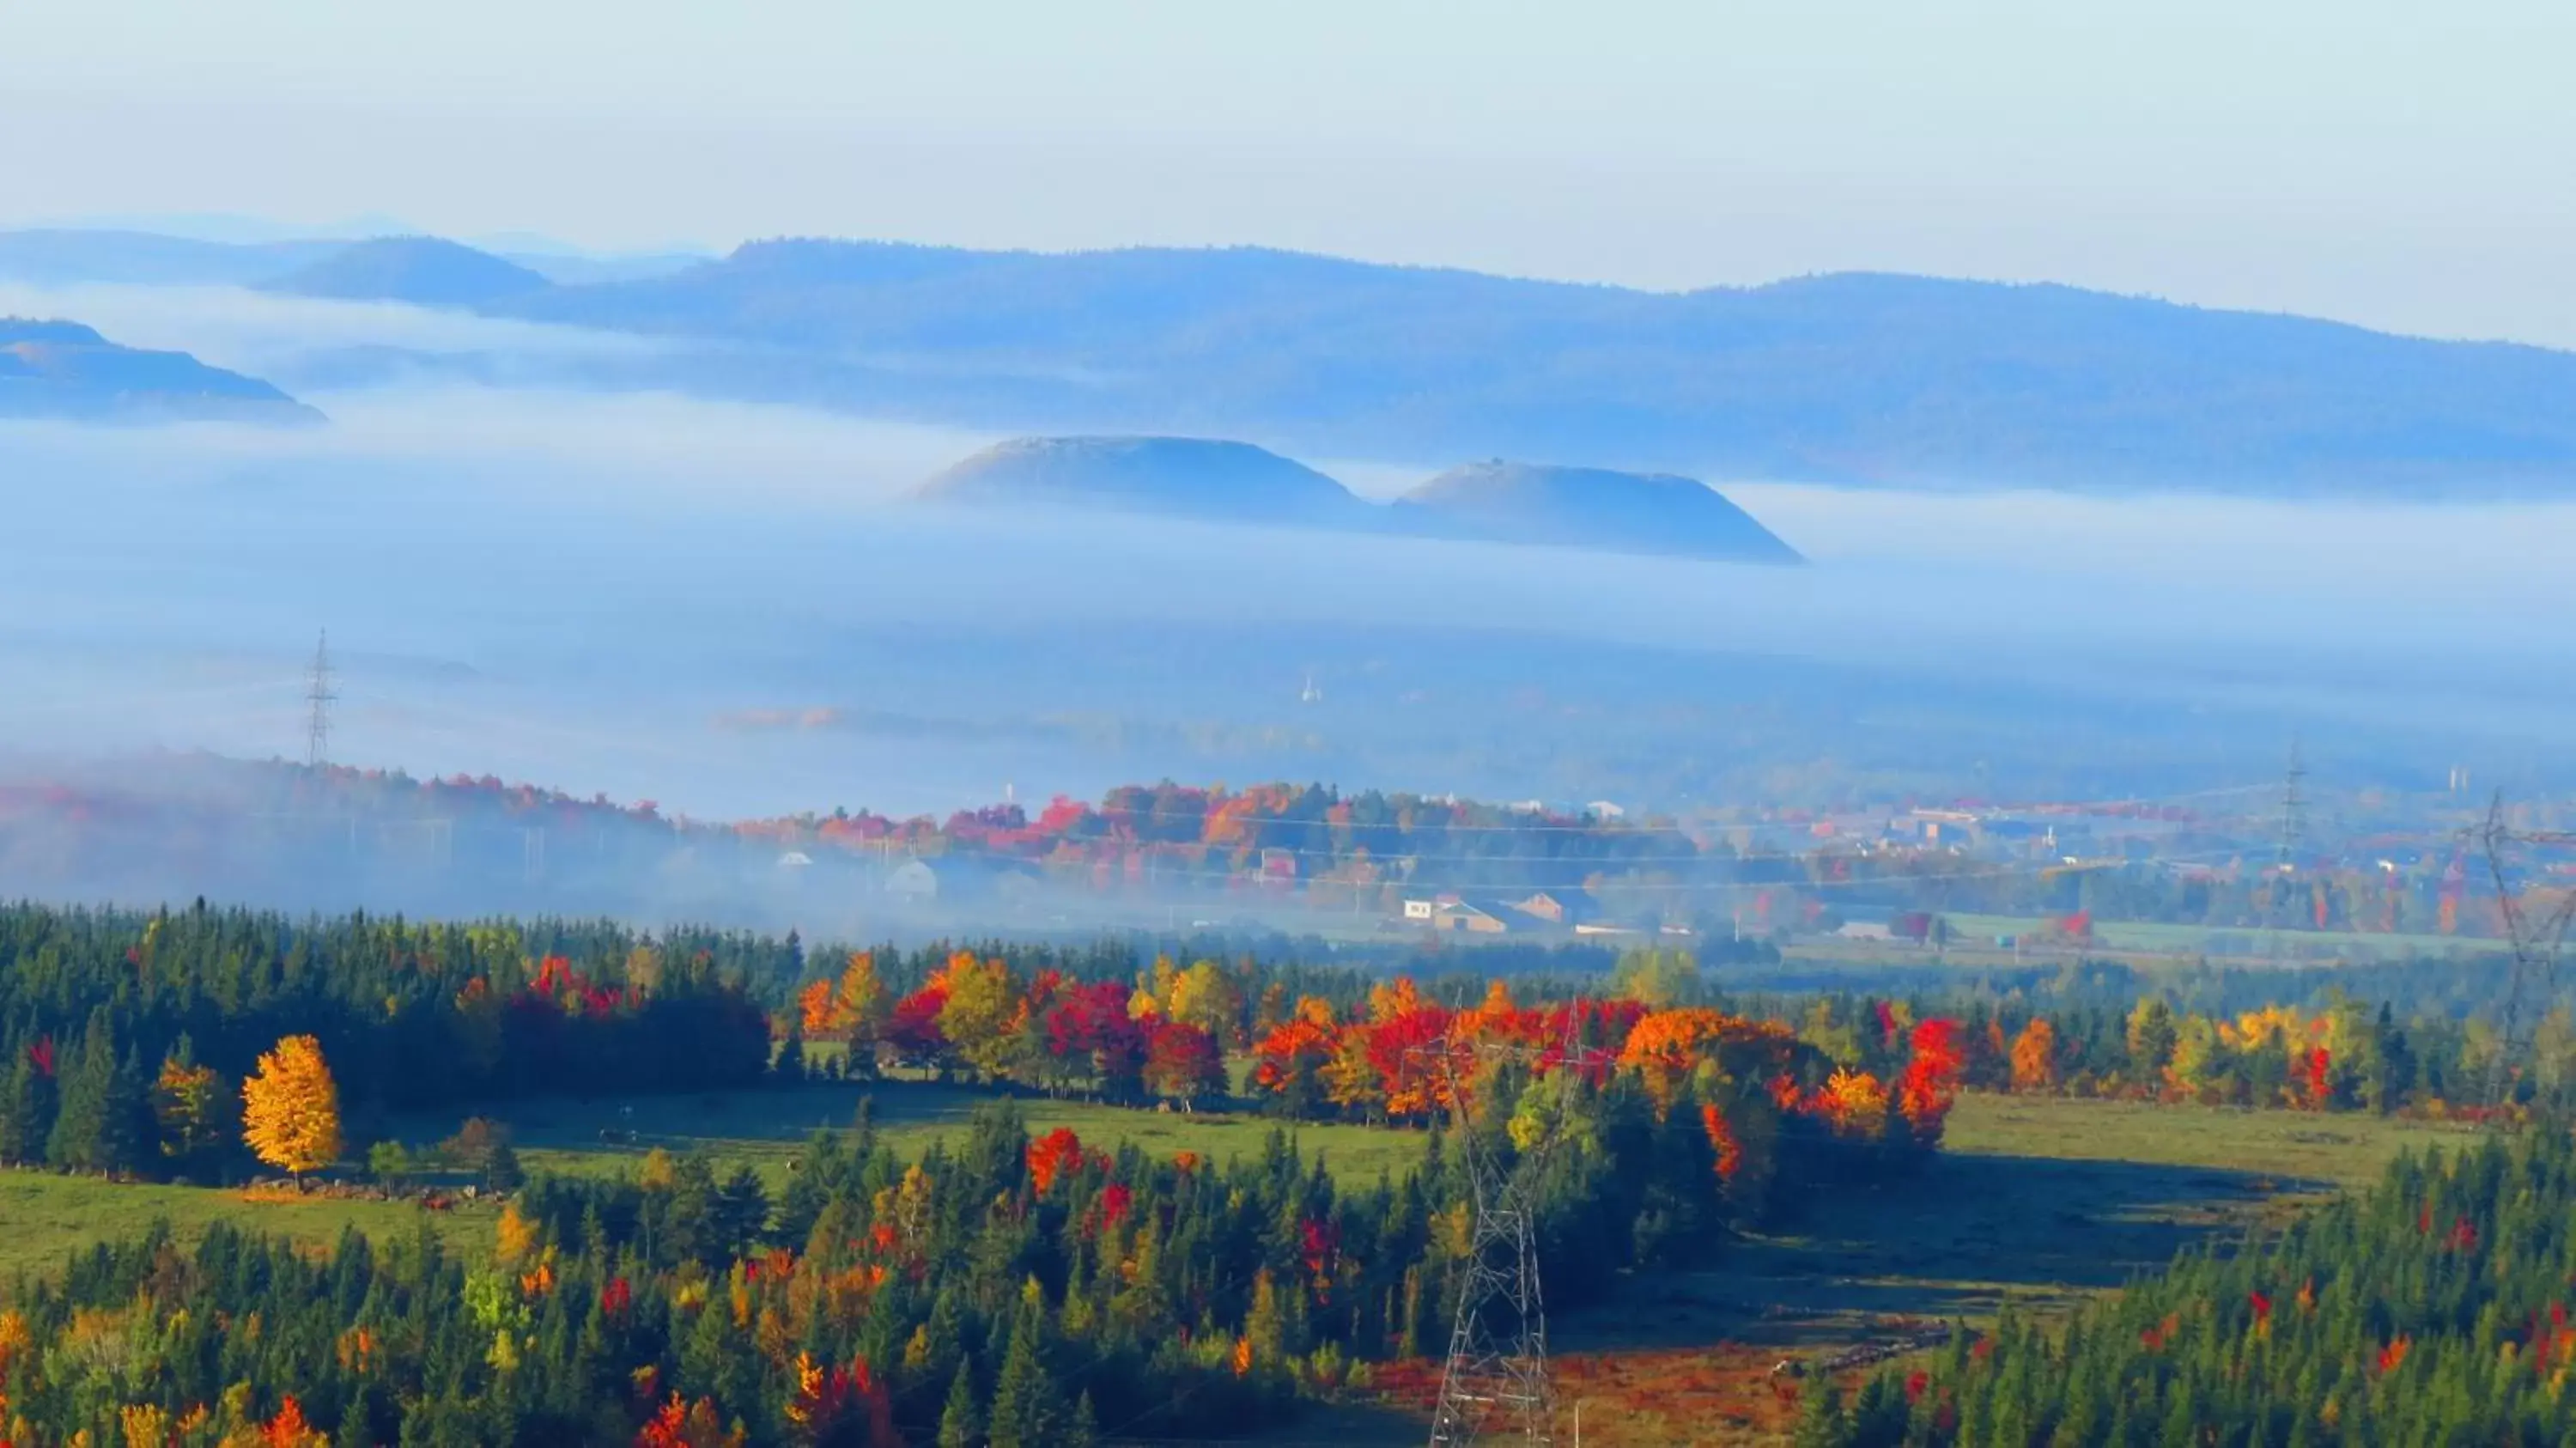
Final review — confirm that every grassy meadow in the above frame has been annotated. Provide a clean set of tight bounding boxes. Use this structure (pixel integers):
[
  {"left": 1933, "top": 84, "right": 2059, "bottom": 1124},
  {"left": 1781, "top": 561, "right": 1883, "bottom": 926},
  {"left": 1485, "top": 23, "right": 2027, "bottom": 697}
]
[
  {"left": 1540, "top": 1092, "right": 2476, "bottom": 1445},
  {"left": 0, "top": 1170, "right": 495, "bottom": 1293},
  {"left": 386, "top": 1076, "right": 1435, "bottom": 1194}
]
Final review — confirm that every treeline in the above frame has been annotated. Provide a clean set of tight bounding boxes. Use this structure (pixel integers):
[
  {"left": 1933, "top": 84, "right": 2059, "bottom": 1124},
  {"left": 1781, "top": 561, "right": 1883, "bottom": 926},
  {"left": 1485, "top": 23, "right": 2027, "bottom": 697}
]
[
  {"left": 0, "top": 903, "right": 775, "bottom": 1178},
  {"left": 796, "top": 946, "right": 1970, "bottom": 1225},
  {"left": 0, "top": 1062, "right": 1953, "bottom": 1446},
  {"left": 1791, "top": 982, "right": 2563, "bottom": 1119},
  {"left": 1813, "top": 1129, "right": 2576, "bottom": 1445}
]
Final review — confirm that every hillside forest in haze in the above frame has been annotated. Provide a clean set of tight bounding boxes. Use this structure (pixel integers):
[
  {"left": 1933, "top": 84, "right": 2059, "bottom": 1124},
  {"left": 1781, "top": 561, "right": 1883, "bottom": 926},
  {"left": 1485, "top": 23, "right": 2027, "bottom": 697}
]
[{"left": 9, "top": 228, "right": 2576, "bottom": 496}]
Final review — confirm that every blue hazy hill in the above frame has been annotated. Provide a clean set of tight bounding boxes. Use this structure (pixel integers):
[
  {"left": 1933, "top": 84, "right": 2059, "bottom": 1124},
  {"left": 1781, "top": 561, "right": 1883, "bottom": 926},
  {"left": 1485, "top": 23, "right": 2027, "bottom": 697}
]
[
  {"left": 0, "top": 318, "right": 321, "bottom": 423},
  {"left": 12, "top": 228, "right": 2576, "bottom": 496},
  {"left": 1394, "top": 461, "right": 1803, "bottom": 563},
  {"left": 496, "top": 240, "right": 2576, "bottom": 496},
  {"left": 911, "top": 435, "right": 1376, "bottom": 527},
  {"left": 0, "top": 229, "right": 343, "bottom": 287},
  {"left": 259, "top": 236, "right": 556, "bottom": 307}
]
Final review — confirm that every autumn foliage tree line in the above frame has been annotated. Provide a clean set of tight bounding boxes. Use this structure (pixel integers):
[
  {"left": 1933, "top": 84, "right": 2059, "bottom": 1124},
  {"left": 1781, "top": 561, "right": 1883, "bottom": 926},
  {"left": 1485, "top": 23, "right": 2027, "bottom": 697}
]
[
  {"left": 1919, "top": 990, "right": 2576, "bottom": 1118},
  {"left": 3, "top": 896, "right": 2567, "bottom": 1192},
  {"left": 1807, "top": 1128, "right": 2576, "bottom": 1446},
  {"left": 0, "top": 903, "right": 775, "bottom": 1180}
]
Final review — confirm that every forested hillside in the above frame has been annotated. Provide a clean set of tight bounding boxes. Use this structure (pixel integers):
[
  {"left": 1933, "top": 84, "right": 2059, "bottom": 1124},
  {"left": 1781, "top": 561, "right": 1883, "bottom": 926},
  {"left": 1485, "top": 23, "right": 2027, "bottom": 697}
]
[{"left": 1819, "top": 1129, "right": 2576, "bottom": 1445}]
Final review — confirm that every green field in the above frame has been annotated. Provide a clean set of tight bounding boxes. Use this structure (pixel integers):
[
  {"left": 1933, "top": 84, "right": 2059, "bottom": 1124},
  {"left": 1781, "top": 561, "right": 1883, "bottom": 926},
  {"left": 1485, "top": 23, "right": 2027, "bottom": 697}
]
[
  {"left": 0, "top": 1171, "right": 495, "bottom": 1292},
  {"left": 1933, "top": 911, "right": 2474, "bottom": 962},
  {"left": 389, "top": 1079, "right": 1436, "bottom": 1193},
  {"left": 1557, "top": 1091, "right": 2471, "bottom": 1362}
]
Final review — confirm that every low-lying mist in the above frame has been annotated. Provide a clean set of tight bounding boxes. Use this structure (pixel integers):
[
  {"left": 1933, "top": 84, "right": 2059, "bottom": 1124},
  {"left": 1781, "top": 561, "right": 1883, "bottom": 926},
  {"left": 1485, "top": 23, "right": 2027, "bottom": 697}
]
[{"left": 3, "top": 281, "right": 2573, "bottom": 927}]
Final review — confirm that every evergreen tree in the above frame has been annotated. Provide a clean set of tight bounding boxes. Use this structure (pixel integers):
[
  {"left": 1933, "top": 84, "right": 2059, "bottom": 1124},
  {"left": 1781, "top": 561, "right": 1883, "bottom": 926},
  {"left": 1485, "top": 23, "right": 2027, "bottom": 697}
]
[
  {"left": 1794, "top": 1380, "right": 1850, "bottom": 1448},
  {"left": 987, "top": 1306, "right": 1062, "bottom": 1448},
  {"left": 46, "top": 1008, "right": 142, "bottom": 1173},
  {"left": 714, "top": 1165, "right": 771, "bottom": 1256},
  {"left": 484, "top": 1139, "right": 526, "bottom": 1194},
  {"left": 1066, "top": 1390, "right": 1100, "bottom": 1448},
  {"left": 936, "top": 1362, "right": 982, "bottom": 1448},
  {"left": 775, "top": 1020, "right": 809, "bottom": 1087},
  {"left": 0, "top": 1049, "right": 52, "bottom": 1165}
]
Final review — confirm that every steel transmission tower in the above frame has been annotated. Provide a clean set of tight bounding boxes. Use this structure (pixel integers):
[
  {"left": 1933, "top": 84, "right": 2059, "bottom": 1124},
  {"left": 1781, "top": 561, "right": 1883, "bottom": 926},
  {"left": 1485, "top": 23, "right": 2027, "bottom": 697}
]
[
  {"left": 2470, "top": 793, "right": 2576, "bottom": 1108},
  {"left": 303, "top": 630, "right": 338, "bottom": 769},
  {"left": 2276, "top": 737, "right": 2306, "bottom": 872},
  {"left": 1422, "top": 1019, "right": 1598, "bottom": 1446}
]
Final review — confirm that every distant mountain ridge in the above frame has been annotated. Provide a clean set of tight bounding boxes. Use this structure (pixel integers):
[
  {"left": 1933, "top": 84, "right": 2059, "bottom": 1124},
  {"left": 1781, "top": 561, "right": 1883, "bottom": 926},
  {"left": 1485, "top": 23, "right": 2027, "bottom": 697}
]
[
  {"left": 909, "top": 435, "right": 1801, "bottom": 563},
  {"left": 0, "top": 318, "right": 319, "bottom": 423},
  {"left": 9, "top": 228, "right": 2576, "bottom": 495},
  {"left": 482, "top": 239, "right": 2576, "bottom": 496}
]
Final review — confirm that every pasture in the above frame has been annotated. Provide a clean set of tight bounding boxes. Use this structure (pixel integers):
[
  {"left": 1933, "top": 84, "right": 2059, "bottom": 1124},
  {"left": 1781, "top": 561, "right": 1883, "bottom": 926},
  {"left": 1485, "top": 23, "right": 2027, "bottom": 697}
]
[
  {"left": 1537, "top": 1092, "right": 2472, "bottom": 1445},
  {"left": 0, "top": 1170, "right": 494, "bottom": 1293},
  {"left": 386, "top": 1077, "right": 1435, "bottom": 1192}
]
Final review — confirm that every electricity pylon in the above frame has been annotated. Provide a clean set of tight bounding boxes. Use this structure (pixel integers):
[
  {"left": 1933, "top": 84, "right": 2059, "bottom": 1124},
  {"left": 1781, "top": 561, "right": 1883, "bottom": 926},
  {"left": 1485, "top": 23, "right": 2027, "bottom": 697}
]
[
  {"left": 303, "top": 630, "right": 337, "bottom": 769},
  {"left": 1421, "top": 1019, "right": 1600, "bottom": 1446},
  {"left": 2470, "top": 793, "right": 2576, "bottom": 1109}
]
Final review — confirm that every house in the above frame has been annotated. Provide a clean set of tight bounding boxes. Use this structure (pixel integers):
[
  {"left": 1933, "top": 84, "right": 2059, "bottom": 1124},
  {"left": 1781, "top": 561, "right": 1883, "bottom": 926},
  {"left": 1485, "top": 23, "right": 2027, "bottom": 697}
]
[
  {"left": 885, "top": 857, "right": 1017, "bottom": 904},
  {"left": 1835, "top": 921, "right": 1894, "bottom": 942},
  {"left": 1431, "top": 898, "right": 1513, "bottom": 934},
  {"left": 1400, "top": 892, "right": 1516, "bottom": 934},
  {"left": 1509, "top": 890, "right": 1597, "bottom": 927}
]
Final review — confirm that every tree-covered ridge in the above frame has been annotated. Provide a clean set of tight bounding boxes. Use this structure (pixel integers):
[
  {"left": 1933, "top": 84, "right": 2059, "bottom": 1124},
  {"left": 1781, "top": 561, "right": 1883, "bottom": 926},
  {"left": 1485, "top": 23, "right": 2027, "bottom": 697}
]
[{"left": 1814, "top": 1129, "right": 2576, "bottom": 1446}]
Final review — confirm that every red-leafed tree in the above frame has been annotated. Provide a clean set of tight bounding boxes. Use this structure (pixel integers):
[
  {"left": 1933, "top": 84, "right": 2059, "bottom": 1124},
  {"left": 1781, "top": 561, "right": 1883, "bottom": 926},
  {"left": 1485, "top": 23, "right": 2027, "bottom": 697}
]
[
  {"left": 1027, "top": 1127, "right": 1086, "bottom": 1195},
  {"left": 1043, "top": 980, "right": 1149, "bottom": 1098},
  {"left": 1898, "top": 1018, "right": 1966, "bottom": 1145},
  {"left": 1365, "top": 1003, "right": 1459, "bottom": 1121},
  {"left": 884, "top": 983, "right": 952, "bottom": 1074},
  {"left": 1144, "top": 1021, "right": 1225, "bottom": 1112}
]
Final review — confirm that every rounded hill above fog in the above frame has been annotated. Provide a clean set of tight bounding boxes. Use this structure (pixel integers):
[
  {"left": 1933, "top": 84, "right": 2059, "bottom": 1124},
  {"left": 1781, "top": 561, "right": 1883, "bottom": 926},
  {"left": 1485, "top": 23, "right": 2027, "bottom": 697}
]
[
  {"left": 260, "top": 237, "right": 554, "bottom": 307},
  {"left": 909, "top": 435, "right": 1370, "bottom": 526},
  {"left": 1393, "top": 460, "right": 1801, "bottom": 563}
]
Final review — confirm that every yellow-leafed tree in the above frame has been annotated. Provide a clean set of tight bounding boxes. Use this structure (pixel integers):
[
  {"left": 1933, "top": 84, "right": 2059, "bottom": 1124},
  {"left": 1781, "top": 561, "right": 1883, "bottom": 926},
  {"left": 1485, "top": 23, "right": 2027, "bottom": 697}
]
[
  {"left": 2009, "top": 1017, "right": 2061, "bottom": 1093},
  {"left": 241, "top": 1034, "right": 343, "bottom": 1179}
]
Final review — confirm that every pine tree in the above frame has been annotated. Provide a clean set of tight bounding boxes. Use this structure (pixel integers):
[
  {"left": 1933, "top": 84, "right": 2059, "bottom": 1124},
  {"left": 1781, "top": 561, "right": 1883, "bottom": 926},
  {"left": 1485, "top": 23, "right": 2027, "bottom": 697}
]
[
  {"left": 714, "top": 1165, "right": 770, "bottom": 1256},
  {"left": 987, "top": 1307, "right": 1061, "bottom": 1448},
  {"left": 936, "top": 1362, "right": 981, "bottom": 1448},
  {"left": 1065, "top": 1390, "right": 1100, "bottom": 1448},
  {"left": 47, "top": 1008, "right": 142, "bottom": 1173},
  {"left": 775, "top": 1021, "right": 809, "bottom": 1087},
  {"left": 484, "top": 1140, "right": 526, "bottom": 1194},
  {"left": 0, "top": 1049, "right": 53, "bottom": 1165},
  {"left": 1794, "top": 1380, "right": 1850, "bottom": 1448}
]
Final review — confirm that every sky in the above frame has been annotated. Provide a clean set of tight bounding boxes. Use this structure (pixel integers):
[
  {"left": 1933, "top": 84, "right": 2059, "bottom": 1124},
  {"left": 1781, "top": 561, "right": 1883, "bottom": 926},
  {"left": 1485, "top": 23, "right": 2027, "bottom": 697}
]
[{"left": 3, "top": 0, "right": 2572, "bottom": 344}]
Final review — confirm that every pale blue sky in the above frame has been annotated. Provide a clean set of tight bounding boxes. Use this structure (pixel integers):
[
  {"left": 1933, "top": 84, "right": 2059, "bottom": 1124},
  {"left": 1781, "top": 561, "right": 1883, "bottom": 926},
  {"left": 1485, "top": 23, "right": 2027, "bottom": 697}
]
[{"left": 3, "top": 0, "right": 2571, "bottom": 343}]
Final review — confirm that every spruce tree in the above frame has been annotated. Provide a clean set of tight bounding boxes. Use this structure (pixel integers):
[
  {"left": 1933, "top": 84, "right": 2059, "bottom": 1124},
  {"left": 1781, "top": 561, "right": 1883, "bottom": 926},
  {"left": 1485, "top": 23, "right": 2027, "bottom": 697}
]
[
  {"left": 936, "top": 1361, "right": 981, "bottom": 1448},
  {"left": 1793, "top": 1380, "right": 1850, "bottom": 1448},
  {"left": 987, "top": 1307, "right": 1061, "bottom": 1448},
  {"left": 47, "top": 1008, "right": 128, "bottom": 1171},
  {"left": 0, "top": 1051, "right": 47, "bottom": 1165},
  {"left": 775, "top": 1021, "right": 808, "bottom": 1087},
  {"left": 1065, "top": 1390, "right": 1100, "bottom": 1448}
]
